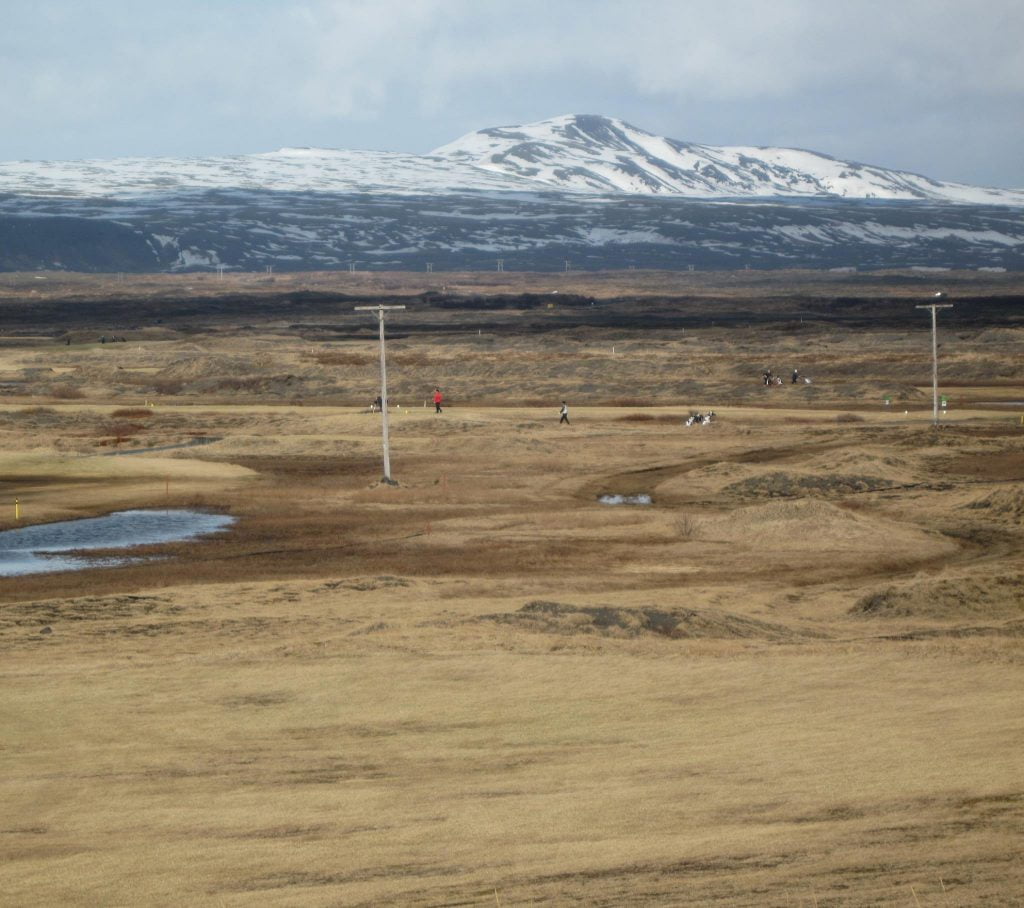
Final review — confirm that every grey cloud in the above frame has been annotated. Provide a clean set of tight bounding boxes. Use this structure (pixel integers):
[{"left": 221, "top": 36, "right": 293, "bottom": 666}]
[{"left": 0, "top": 0, "right": 1021, "bottom": 187}]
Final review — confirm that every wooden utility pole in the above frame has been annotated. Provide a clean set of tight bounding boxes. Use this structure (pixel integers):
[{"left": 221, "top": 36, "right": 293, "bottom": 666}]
[
  {"left": 354, "top": 305, "right": 406, "bottom": 483},
  {"left": 916, "top": 293, "right": 953, "bottom": 426}
]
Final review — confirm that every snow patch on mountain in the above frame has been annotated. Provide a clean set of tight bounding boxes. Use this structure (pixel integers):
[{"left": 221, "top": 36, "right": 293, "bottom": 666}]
[
  {"left": 433, "top": 114, "right": 1024, "bottom": 205},
  {"left": 0, "top": 148, "right": 544, "bottom": 200}
]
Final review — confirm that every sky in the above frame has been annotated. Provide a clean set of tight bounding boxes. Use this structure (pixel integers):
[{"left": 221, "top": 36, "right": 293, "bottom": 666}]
[{"left": 3, "top": 0, "right": 1023, "bottom": 189}]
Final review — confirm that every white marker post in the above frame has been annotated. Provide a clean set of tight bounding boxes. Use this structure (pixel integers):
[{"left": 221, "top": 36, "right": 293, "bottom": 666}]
[
  {"left": 355, "top": 304, "right": 406, "bottom": 483},
  {"left": 916, "top": 293, "right": 953, "bottom": 427}
]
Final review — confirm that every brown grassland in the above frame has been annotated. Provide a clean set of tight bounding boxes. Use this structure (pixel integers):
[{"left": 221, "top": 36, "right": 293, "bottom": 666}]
[{"left": 1, "top": 269, "right": 1022, "bottom": 905}]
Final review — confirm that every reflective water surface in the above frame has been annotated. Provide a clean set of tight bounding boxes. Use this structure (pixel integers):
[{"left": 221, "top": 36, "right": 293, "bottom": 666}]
[
  {"left": 0, "top": 509, "right": 236, "bottom": 577},
  {"left": 598, "top": 494, "right": 653, "bottom": 506}
]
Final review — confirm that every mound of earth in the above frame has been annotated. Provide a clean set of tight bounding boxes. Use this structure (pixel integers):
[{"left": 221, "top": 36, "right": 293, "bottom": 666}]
[
  {"left": 801, "top": 450, "right": 918, "bottom": 484},
  {"left": 974, "top": 326, "right": 1024, "bottom": 345},
  {"left": 887, "top": 384, "right": 928, "bottom": 401},
  {"left": 964, "top": 487, "right": 1024, "bottom": 520},
  {"left": 844, "top": 383, "right": 926, "bottom": 402},
  {"left": 157, "top": 355, "right": 250, "bottom": 379},
  {"left": 700, "top": 498, "right": 943, "bottom": 554},
  {"left": 724, "top": 471, "right": 899, "bottom": 499},
  {"left": 851, "top": 575, "right": 1024, "bottom": 620},
  {"left": 878, "top": 620, "right": 1024, "bottom": 640},
  {"left": 478, "top": 600, "right": 807, "bottom": 641}
]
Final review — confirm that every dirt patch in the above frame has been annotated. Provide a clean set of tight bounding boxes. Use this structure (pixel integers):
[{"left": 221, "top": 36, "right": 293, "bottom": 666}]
[
  {"left": 478, "top": 600, "right": 812, "bottom": 641},
  {"left": 944, "top": 452, "right": 1024, "bottom": 481},
  {"left": 615, "top": 413, "right": 683, "bottom": 423},
  {"left": 220, "top": 692, "right": 295, "bottom": 708}
]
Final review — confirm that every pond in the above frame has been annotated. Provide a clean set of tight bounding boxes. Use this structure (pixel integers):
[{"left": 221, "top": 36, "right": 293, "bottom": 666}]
[
  {"left": 0, "top": 509, "right": 236, "bottom": 577},
  {"left": 598, "top": 494, "right": 653, "bottom": 506}
]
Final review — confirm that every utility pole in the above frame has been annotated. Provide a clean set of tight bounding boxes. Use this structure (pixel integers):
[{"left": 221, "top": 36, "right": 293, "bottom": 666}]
[
  {"left": 354, "top": 304, "right": 406, "bottom": 483},
  {"left": 916, "top": 293, "right": 953, "bottom": 427}
]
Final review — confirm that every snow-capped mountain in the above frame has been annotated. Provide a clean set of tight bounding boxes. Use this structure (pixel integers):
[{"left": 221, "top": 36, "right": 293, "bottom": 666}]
[
  {"left": 433, "top": 114, "right": 1024, "bottom": 205},
  {"left": 0, "top": 147, "right": 543, "bottom": 200},
  {"left": 3, "top": 114, "right": 1021, "bottom": 205},
  {"left": 0, "top": 114, "right": 1022, "bottom": 273}
]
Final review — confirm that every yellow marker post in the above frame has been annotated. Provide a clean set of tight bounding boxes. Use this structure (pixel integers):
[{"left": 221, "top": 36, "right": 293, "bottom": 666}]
[{"left": 15, "top": 498, "right": 20, "bottom": 520}]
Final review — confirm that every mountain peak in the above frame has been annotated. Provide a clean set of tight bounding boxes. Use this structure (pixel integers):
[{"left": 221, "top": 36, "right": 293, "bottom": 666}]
[{"left": 433, "top": 114, "right": 1022, "bottom": 204}]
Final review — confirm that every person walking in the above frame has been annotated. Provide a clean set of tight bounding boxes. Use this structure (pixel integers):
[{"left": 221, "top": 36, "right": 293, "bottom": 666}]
[
  {"left": 433, "top": 388, "right": 443, "bottom": 413},
  {"left": 559, "top": 401, "right": 570, "bottom": 425}
]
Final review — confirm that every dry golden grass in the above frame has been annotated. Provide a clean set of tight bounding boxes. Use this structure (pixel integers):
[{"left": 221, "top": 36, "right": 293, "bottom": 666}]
[{"left": 1, "top": 271, "right": 1022, "bottom": 905}]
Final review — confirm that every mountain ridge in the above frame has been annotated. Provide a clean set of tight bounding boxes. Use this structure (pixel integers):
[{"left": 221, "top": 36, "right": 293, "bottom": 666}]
[
  {"left": 1, "top": 114, "right": 1021, "bottom": 206},
  {"left": 1, "top": 114, "right": 1022, "bottom": 273},
  {"left": 431, "top": 114, "right": 1024, "bottom": 204}
]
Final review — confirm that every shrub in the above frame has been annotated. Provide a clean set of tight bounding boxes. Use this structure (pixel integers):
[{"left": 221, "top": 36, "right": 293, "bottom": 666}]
[
  {"left": 151, "top": 380, "right": 184, "bottom": 395},
  {"left": 102, "top": 421, "right": 145, "bottom": 438},
  {"left": 314, "top": 352, "right": 374, "bottom": 367},
  {"left": 111, "top": 408, "right": 153, "bottom": 419},
  {"left": 50, "top": 383, "right": 85, "bottom": 399},
  {"left": 676, "top": 516, "right": 700, "bottom": 539}
]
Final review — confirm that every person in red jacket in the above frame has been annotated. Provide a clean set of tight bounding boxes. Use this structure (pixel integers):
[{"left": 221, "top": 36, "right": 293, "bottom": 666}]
[{"left": 433, "top": 388, "right": 443, "bottom": 413}]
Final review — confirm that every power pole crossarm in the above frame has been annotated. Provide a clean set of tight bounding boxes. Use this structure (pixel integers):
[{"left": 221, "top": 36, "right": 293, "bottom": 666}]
[{"left": 354, "top": 305, "right": 406, "bottom": 483}]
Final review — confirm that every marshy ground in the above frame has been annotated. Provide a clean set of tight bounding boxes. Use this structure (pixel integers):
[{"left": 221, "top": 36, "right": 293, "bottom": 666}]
[{"left": 1, "top": 269, "right": 1022, "bottom": 905}]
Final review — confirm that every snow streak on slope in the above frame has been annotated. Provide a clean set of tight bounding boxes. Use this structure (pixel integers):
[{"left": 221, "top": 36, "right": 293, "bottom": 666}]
[
  {"left": 0, "top": 148, "right": 544, "bottom": 200},
  {"left": 433, "top": 114, "right": 1024, "bottom": 205},
  {"left": 3, "top": 187, "right": 1022, "bottom": 273}
]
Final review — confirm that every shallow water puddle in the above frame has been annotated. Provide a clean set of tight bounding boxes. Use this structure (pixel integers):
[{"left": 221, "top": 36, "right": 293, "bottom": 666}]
[
  {"left": 598, "top": 494, "right": 653, "bottom": 506},
  {"left": 0, "top": 509, "right": 236, "bottom": 576}
]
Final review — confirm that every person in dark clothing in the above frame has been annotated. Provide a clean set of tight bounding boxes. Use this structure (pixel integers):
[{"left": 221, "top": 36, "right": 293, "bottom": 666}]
[
  {"left": 559, "top": 401, "right": 570, "bottom": 425},
  {"left": 792, "top": 368, "right": 799, "bottom": 383}
]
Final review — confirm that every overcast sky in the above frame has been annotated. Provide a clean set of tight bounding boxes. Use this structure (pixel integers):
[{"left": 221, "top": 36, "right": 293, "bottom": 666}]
[{"left": 3, "top": 0, "right": 1022, "bottom": 188}]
